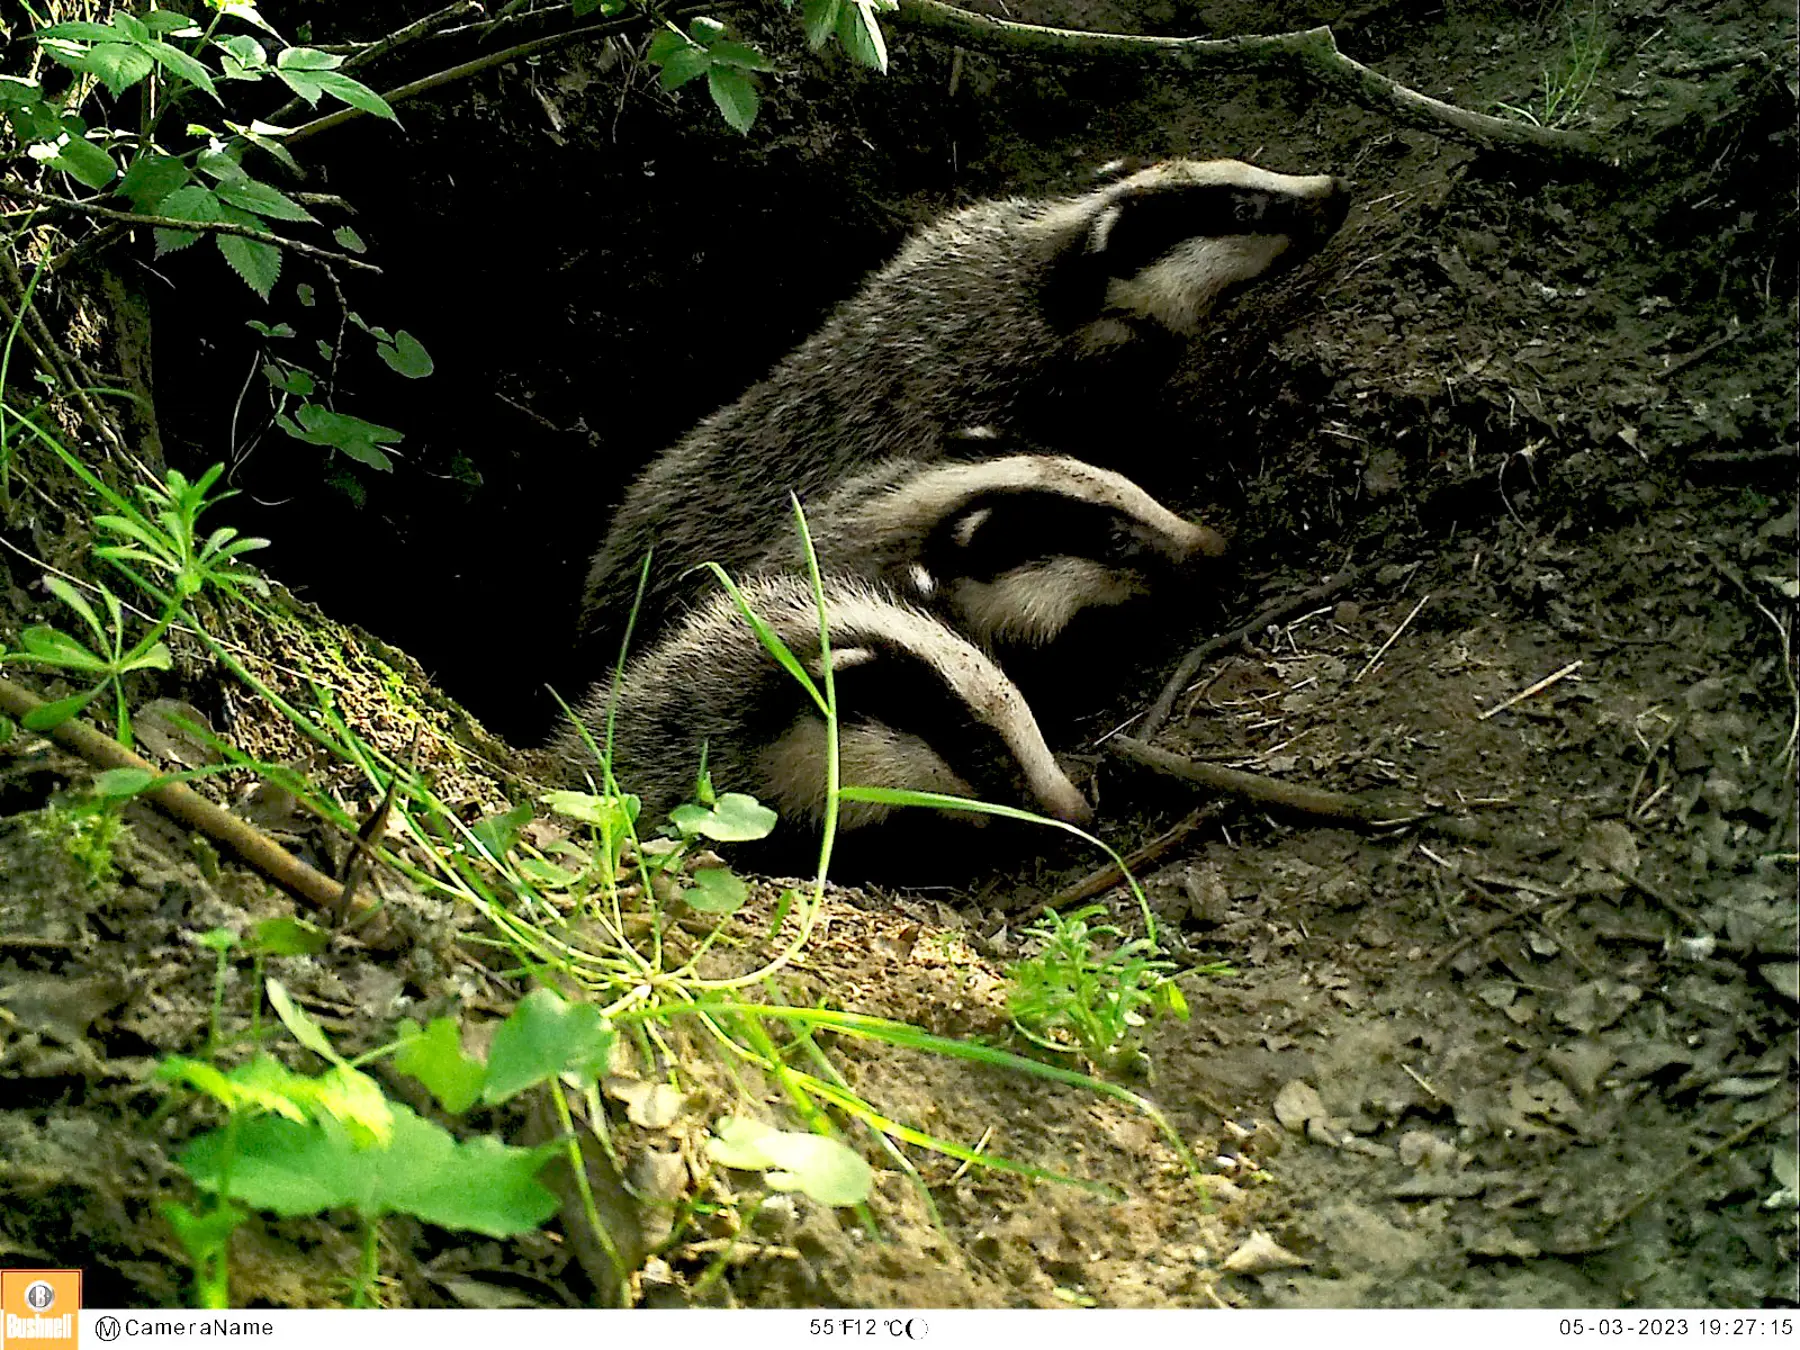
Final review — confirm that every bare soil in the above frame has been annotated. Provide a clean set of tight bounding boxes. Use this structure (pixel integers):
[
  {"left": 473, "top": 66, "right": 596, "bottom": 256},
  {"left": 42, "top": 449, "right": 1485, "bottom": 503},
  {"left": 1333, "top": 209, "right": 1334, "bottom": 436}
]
[{"left": 2, "top": 0, "right": 1795, "bottom": 1311}]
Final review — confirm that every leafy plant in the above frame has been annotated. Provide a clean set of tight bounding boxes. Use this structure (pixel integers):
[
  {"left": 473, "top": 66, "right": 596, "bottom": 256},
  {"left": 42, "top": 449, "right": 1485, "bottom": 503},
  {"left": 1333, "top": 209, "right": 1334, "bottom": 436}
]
[
  {"left": 162, "top": 981, "right": 606, "bottom": 1306},
  {"left": 24, "top": 5, "right": 395, "bottom": 298},
  {"left": 28, "top": 794, "right": 130, "bottom": 885},
  {"left": 1497, "top": 0, "right": 1607, "bottom": 129},
  {"left": 1006, "top": 905, "right": 1197, "bottom": 1073}
]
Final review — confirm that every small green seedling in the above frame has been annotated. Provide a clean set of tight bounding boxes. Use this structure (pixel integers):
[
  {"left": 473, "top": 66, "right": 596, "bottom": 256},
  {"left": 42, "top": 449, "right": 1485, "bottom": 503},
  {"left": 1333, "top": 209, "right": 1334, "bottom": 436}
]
[{"left": 1007, "top": 905, "right": 1192, "bottom": 1074}]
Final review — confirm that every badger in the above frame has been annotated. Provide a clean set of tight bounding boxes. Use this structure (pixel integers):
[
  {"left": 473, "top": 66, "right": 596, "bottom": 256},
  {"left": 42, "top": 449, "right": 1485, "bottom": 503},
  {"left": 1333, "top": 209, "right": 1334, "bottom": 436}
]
[
  {"left": 577, "top": 159, "right": 1350, "bottom": 657},
  {"left": 758, "top": 448, "right": 1229, "bottom": 650},
  {"left": 554, "top": 574, "right": 1093, "bottom": 858}
]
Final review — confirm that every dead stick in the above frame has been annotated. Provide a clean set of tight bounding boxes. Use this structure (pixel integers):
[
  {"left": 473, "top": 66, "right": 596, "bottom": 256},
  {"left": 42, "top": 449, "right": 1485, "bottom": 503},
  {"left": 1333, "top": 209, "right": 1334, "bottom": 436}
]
[
  {"left": 1038, "top": 804, "right": 1222, "bottom": 913},
  {"left": 1138, "top": 565, "right": 1361, "bottom": 741},
  {"left": 891, "top": 1, "right": 1603, "bottom": 164},
  {"left": 0, "top": 673, "right": 356, "bottom": 915},
  {"left": 1113, "top": 736, "right": 1420, "bottom": 827}
]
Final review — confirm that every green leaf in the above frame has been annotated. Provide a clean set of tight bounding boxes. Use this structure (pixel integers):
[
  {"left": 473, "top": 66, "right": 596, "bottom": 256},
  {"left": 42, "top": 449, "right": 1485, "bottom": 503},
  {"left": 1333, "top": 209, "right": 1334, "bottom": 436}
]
[
  {"left": 248, "top": 916, "right": 328, "bottom": 957},
  {"left": 539, "top": 789, "right": 638, "bottom": 832},
  {"left": 43, "top": 575, "right": 104, "bottom": 643},
  {"left": 276, "top": 404, "right": 402, "bottom": 470},
  {"left": 276, "top": 47, "right": 344, "bottom": 71},
  {"left": 377, "top": 330, "right": 434, "bottom": 378},
  {"left": 708, "top": 1117, "right": 872, "bottom": 1206},
  {"left": 197, "top": 147, "right": 249, "bottom": 182},
  {"left": 689, "top": 16, "right": 727, "bottom": 44},
  {"left": 265, "top": 977, "right": 343, "bottom": 1064},
  {"left": 154, "top": 183, "right": 223, "bottom": 254},
  {"left": 34, "top": 22, "right": 119, "bottom": 41},
  {"left": 708, "top": 40, "right": 773, "bottom": 71},
  {"left": 707, "top": 65, "right": 759, "bottom": 133},
  {"left": 92, "top": 767, "right": 155, "bottom": 800},
  {"left": 18, "top": 624, "right": 103, "bottom": 668},
  {"left": 216, "top": 34, "right": 268, "bottom": 78},
  {"left": 50, "top": 136, "right": 118, "bottom": 190},
  {"left": 0, "top": 76, "right": 42, "bottom": 108},
  {"left": 146, "top": 39, "right": 221, "bottom": 101},
  {"left": 471, "top": 801, "right": 533, "bottom": 859},
  {"left": 333, "top": 225, "right": 365, "bottom": 253},
  {"left": 144, "top": 11, "right": 203, "bottom": 37},
  {"left": 247, "top": 318, "right": 296, "bottom": 338},
  {"left": 801, "top": 0, "right": 841, "bottom": 49},
  {"left": 645, "top": 29, "right": 691, "bottom": 63},
  {"left": 218, "top": 232, "right": 281, "bottom": 301},
  {"left": 681, "top": 865, "right": 748, "bottom": 914},
  {"left": 117, "top": 153, "right": 191, "bottom": 213},
  {"left": 119, "top": 641, "right": 174, "bottom": 675},
  {"left": 395, "top": 1017, "right": 486, "bottom": 1114},
  {"left": 656, "top": 46, "right": 712, "bottom": 92},
  {"left": 20, "top": 689, "right": 99, "bottom": 731},
  {"left": 114, "top": 14, "right": 151, "bottom": 41},
  {"left": 837, "top": 0, "right": 888, "bottom": 73},
  {"left": 158, "top": 1053, "right": 321, "bottom": 1122},
  {"left": 668, "top": 791, "right": 777, "bottom": 842},
  {"left": 180, "top": 1103, "right": 561, "bottom": 1236},
  {"left": 76, "top": 42, "right": 157, "bottom": 97},
  {"left": 225, "top": 119, "right": 300, "bottom": 174},
  {"left": 481, "top": 988, "right": 614, "bottom": 1104},
  {"left": 213, "top": 177, "right": 315, "bottom": 223},
  {"left": 309, "top": 70, "right": 398, "bottom": 123},
  {"left": 262, "top": 362, "right": 313, "bottom": 396}
]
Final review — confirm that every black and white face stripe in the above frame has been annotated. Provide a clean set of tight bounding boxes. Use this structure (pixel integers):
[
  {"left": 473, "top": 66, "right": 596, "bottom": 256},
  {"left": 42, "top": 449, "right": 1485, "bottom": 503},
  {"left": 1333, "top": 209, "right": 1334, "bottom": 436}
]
[
  {"left": 802, "top": 453, "right": 1226, "bottom": 646},
  {"left": 1038, "top": 159, "right": 1350, "bottom": 335}
]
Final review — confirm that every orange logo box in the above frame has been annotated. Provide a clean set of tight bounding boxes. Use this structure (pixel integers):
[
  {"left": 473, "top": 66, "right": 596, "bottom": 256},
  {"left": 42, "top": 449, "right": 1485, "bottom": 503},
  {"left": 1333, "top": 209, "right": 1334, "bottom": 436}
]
[{"left": 1, "top": 1271, "right": 80, "bottom": 1350}]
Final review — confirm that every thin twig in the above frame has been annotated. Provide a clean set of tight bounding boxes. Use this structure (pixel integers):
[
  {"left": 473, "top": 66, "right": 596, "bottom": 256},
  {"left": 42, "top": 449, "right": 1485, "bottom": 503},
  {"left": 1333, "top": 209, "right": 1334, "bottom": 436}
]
[
  {"left": 284, "top": 4, "right": 740, "bottom": 144},
  {"left": 1352, "top": 591, "right": 1430, "bottom": 684},
  {"left": 1476, "top": 659, "right": 1584, "bottom": 721},
  {"left": 1138, "top": 564, "right": 1361, "bottom": 742},
  {"left": 0, "top": 180, "right": 379, "bottom": 273},
  {"left": 890, "top": 0, "right": 1605, "bottom": 165},
  {"left": 1113, "top": 736, "right": 1421, "bottom": 828},
  {"left": 1036, "top": 804, "right": 1222, "bottom": 913},
  {"left": 1547, "top": 1102, "right": 1794, "bottom": 1252},
  {"left": 0, "top": 673, "right": 355, "bottom": 915}
]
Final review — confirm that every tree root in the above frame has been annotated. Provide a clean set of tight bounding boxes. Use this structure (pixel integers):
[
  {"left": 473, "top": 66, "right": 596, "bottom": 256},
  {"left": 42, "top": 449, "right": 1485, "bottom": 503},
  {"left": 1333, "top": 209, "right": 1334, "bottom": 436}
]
[
  {"left": 891, "top": 0, "right": 1606, "bottom": 167},
  {"left": 0, "top": 673, "right": 356, "bottom": 916}
]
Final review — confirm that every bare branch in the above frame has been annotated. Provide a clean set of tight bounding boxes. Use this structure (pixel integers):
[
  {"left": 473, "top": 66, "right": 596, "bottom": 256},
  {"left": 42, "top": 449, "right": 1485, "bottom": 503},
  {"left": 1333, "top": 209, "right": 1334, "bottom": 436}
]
[
  {"left": 285, "top": 3, "right": 742, "bottom": 145},
  {"left": 0, "top": 179, "right": 379, "bottom": 272},
  {"left": 889, "top": 0, "right": 1606, "bottom": 166}
]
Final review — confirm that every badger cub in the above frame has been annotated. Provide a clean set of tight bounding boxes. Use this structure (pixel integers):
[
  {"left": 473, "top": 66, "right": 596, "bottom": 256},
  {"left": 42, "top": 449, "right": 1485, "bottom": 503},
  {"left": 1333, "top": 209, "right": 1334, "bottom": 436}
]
[
  {"left": 578, "top": 159, "right": 1350, "bottom": 656},
  {"left": 764, "top": 447, "right": 1228, "bottom": 650},
  {"left": 555, "top": 575, "right": 1092, "bottom": 858}
]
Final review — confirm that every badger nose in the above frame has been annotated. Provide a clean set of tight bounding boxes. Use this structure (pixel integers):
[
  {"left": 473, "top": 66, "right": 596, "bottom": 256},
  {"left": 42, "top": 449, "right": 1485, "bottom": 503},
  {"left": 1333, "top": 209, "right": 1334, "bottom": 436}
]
[
  {"left": 1187, "top": 522, "right": 1230, "bottom": 559},
  {"left": 1039, "top": 776, "right": 1095, "bottom": 828}
]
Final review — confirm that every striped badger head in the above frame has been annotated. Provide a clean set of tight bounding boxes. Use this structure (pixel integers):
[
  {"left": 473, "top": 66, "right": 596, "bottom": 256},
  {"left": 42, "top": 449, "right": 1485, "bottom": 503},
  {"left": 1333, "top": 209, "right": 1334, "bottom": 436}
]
[
  {"left": 559, "top": 575, "right": 1092, "bottom": 846},
  {"left": 1037, "top": 158, "right": 1351, "bottom": 343},
  {"left": 791, "top": 448, "right": 1228, "bottom": 649}
]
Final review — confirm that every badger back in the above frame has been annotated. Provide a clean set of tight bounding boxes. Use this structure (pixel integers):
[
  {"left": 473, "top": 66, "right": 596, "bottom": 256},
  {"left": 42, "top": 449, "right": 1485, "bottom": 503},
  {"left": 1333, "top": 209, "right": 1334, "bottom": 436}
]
[{"left": 577, "top": 159, "right": 1348, "bottom": 655}]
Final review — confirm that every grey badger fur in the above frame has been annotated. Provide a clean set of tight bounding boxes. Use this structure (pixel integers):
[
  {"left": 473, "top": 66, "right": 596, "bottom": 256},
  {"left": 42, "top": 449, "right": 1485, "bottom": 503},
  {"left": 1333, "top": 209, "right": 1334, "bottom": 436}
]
[
  {"left": 555, "top": 574, "right": 1094, "bottom": 836},
  {"left": 757, "top": 449, "right": 1229, "bottom": 649},
  {"left": 578, "top": 159, "right": 1349, "bottom": 657}
]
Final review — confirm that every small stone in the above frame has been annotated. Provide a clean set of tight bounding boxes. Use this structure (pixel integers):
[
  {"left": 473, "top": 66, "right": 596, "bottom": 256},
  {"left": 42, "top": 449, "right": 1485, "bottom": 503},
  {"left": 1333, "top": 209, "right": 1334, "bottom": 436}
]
[
  {"left": 1273, "top": 1080, "right": 1327, "bottom": 1133},
  {"left": 1222, "top": 1230, "right": 1310, "bottom": 1274}
]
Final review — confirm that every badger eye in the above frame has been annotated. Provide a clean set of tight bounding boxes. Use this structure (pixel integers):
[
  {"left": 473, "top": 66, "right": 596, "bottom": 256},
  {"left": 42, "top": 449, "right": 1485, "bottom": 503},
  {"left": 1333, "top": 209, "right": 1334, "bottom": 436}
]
[
  {"left": 1105, "top": 520, "right": 1147, "bottom": 561},
  {"left": 1232, "top": 192, "right": 1268, "bottom": 228}
]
